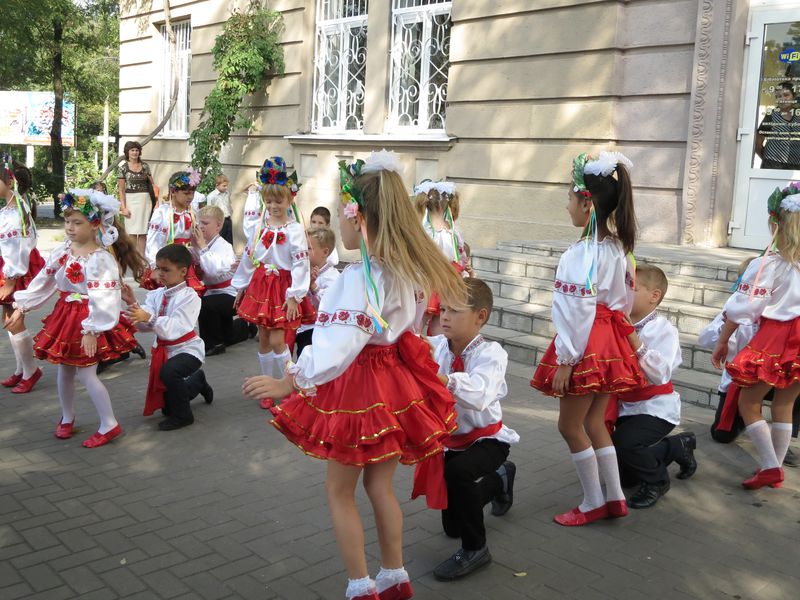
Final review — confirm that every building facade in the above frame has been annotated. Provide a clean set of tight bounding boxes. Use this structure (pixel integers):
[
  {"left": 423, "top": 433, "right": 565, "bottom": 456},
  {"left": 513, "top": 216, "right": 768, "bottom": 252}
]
[{"left": 119, "top": 0, "right": 800, "bottom": 251}]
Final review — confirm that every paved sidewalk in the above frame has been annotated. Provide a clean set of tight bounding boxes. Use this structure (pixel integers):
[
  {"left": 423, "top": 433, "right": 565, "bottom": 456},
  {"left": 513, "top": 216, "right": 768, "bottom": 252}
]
[{"left": 1, "top": 299, "right": 798, "bottom": 600}]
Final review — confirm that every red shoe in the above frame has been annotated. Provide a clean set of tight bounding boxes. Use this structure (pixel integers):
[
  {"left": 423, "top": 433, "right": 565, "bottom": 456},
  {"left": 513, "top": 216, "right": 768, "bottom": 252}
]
[
  {"left": 554, "top": 504, "right": 609, "bottom": 526},
  {"left": 742, "top": 467, "right": 784, "bottom": 490},
  {"left": 1, "top": 372, "right": 22, "bottom": 387},
  {"left": 11, "top": 368, "right": 42, "bottom": 394},
  {"left": 82, "top": 424, "right": 122, "bottom": 448},
  {"left": 55, "top": 419, "right": 75, "bottom": 439},
  {"left": 379, "top": 581, "right": 413, "bottom": 600},
  {"left": 606, "top": 500, "right": 629, "bottom": 519},
  {"left": 259, "top": 397, "right": 275, "bottom": 409}
]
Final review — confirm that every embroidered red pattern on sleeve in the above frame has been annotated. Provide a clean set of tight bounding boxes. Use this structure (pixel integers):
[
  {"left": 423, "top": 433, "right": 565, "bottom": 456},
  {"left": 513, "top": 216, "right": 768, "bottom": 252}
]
[
  {"left": 316, "top": 310, "right": 375, "bottom": 335},
  {"left": 553, "top": 279, "right": 595, "bottom": 298}
]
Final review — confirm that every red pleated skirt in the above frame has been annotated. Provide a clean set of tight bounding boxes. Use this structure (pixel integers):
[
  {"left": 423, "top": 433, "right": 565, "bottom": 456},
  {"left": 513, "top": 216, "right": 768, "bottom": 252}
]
[
  {"left": 270, "top": 331, "right": 458, "bottom": 466},
  {"left": 531, "top": 304, "right": 646, "bottom": 397},
  {"left": 0, "top": 248, "right": 45, "bottom": 305},
  {"left": 34, "top": 293, "right": 139, "bottom": 367},
  {"left": 237, "top": 266, "right": 315, "bottom": 329},
  {"left": 726, "top": 317, "right": 800, "bottom": 388}
]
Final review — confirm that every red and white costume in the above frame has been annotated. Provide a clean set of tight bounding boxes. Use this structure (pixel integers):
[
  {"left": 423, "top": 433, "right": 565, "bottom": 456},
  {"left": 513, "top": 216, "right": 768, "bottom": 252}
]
[
  {"left": 242, "top": 189, "right": 262, "bottom": 244},
  {"left": 13, "top": 242, "right": 136, "bottom": 366},
  {"left": 143, "top": 203, "right": 204, "bottom": 294},
  {"left": 297, "top": 263, "right": 341, "bottom": 337},
  {"left": 531, "top": 237, "right": 646, "bottom": 396},
  {"left": 0, "top": 202, "right": 44, "bottom": 304},
  {"left": 422, "top": 217, "right": 468, "bottom": 318},
  {"left": 193, "top": 235, "right": 236, "bottom": 298},
  {"left": 722, "top": 254, "right": 800, "bottom": 388},
  {"left": 270, "top": 261, "right": 457, "bottom": 506},
  {"left": 232, "top": 220, "right": 314, "bottom": 329}
]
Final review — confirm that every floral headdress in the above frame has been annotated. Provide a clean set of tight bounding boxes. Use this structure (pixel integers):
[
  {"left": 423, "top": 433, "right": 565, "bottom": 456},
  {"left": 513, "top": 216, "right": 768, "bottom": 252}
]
[
  {"left": 60, "top": 189, "right": 121, "bottom": 247},
  {"left": 168, "top": 168, "right": 202, "bottom": 191},
  {"left": 338, "top": 150, "right": 404, "bottom": 333},
  {"left": 1, "top": 152, "right": 35, "bottom": 238},
  {"left": 415, "top": 179, "right": 461, "bottom": 262},
  {"left": 258, "top": 156, "right": 302, "bottom": 224}
]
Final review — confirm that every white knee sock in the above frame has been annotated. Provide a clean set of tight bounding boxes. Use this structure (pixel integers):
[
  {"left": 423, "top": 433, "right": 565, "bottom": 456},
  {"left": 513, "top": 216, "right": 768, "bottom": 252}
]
[
  {"left": 11, "top": 330, "right": 37, "bottom": 378},
  {"left": 57, "top": 365, "right": 77, "bottom": 424},
  {"left": 8, "top": 331, "right": 22, "bottom": 376},
  {"left": 771, "top": 422, "right": 793, "bottom": 466},
  {"left": 376, "top": 567, "right": 409, "bottom": 594},
  {"left": 273, "top": 347, "right": 291, "bottom": 379},
  {"left": 258, "top": 351, "right": 275, "bottom": 376},
  {"left": 78, "top": 365, "right": 118, "bottom": 434},
  {"left": 745, "top": 420, "right": 780, "bottom": 469},
  {"left": 571, "top": 447, "right": 605, "bottom": 512},
  {"left": 596, "top": 445, "right": 626, "bottom": 501},
  {"left": 346, "top": 576, "right": 376, "bottom": 599}
]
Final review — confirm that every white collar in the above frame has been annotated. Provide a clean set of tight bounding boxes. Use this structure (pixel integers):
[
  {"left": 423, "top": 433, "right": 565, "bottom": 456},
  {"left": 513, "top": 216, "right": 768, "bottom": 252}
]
[
  {"left": 164, "top": 281, "right": 187, "bottom": 297},
  {"left": 633, "top": 310, "right": 659, "bottom": 331},
  {"left": 449, "top": 334, "right": 485, "bottom": 358}
]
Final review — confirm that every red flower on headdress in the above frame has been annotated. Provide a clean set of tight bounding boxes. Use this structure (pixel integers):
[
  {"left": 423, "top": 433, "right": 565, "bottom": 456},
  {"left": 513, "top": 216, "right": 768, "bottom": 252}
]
[{"left": 66, "top": 262, "right": 84, "bottom": 284}]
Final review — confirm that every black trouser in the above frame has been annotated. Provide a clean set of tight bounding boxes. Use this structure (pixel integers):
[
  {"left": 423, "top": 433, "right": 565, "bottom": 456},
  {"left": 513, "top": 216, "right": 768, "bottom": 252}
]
[
  {"left": 441, "top": 439, "right": 509, "bottom": 551},
  {"left": 612, "top": 415, "right": 681, "bottom": 486},
  {"left": 160, "top": 353, "right": 205, "bottom": 422},
  {"left": 220, "top": 217, "right": 233, "bottom": 244},
  {"left": 199, "top": 293, "right": 250, "bottom": 348},
  {"left": 710, "top": 391, "right": 746, "bottom": 444},
  {"left": 295, "top": 328, "right": 313, "bottom": 358}
]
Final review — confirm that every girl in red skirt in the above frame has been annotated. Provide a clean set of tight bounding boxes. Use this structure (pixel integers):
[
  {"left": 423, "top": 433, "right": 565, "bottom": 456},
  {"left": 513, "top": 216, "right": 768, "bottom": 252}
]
[
  {"left": 143, "top": 169, "right": 205, "bottom": 295},
  {"left": 232, "top": 157, "right": 314, "bottom": 406},
  {"left": 415, "top": 180, "right": 469, "bottom": 335},
  {"left": 531, "top": 152, "right": 646, "bottom": 526},
  {"left": 712, "top": 183, "right": 800, "bottom": 489},
  {"left": 0, "top": 155, "right": 45, "bottom": 393},
  {"left": 242, "top": 151, "right": 467, "bottom": 600},
  {"left": 8, "top": 189, "right": 145, "bottom": 447}
]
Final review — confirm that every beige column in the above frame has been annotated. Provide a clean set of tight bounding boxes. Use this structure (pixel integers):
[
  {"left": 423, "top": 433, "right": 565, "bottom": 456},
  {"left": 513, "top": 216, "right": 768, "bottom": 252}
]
[{"left": 362, "top": 0, "right": 391, "bottom": 134}]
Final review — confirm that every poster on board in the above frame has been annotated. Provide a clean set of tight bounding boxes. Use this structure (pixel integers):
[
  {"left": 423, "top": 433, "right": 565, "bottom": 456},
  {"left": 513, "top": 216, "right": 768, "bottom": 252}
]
[{"left": 0, "top": 91, "right": 76, "bottom": 147}]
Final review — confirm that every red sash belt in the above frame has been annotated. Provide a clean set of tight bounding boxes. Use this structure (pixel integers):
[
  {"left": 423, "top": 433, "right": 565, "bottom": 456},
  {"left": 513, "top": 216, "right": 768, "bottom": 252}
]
[
  {"left": 205, "top": 279, "right": 232, "bottom": 290},
  {"left": 717, "top": 385, "right": 741, "bottom": 432},
  {"left": 605, "top": 382, "right": 674, "bottom": 433},
  {"left": 444, "top": 421, "right": 503, "bottom": 451},
  {"left": 143, "top": 331, "right": 197, "bottom": 416},
  {"left": 595, "top": 303, "right": 635, "bottom": 335}
]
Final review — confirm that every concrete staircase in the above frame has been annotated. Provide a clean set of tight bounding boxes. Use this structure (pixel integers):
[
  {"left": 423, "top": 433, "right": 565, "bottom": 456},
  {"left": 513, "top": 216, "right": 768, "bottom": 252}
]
[{"left": 472, "top": 240, "right": 757, "bottom": 409}]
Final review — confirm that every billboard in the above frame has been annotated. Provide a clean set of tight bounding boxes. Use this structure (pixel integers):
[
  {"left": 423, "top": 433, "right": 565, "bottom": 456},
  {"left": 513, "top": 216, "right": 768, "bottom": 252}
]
[{"left": 0, "top": 91, "right": 76, "bottom": 147}]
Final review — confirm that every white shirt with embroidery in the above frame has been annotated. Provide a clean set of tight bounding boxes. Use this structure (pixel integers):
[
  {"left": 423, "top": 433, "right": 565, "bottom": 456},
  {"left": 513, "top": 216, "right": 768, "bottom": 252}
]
[
  {"left": 14, "top": 241, "right": 121, "bottom": 335},
  {"left": 290, "top": 261, "right": 416, "bottom": 389},
  {"left": 193, "top": 235, "right": 236, "bottom": 297},
  {"left": 205, "top": 189, "right": 232, "bottom": 218},
  {"left": 722, "top": 253, "right": 800, "bottom": 325},
  {"left": 327, "top": 247, "right": 340, "bottom": 268},
  {"left": 422, "top": 216, "right": 468, "bottom": 269},
  {"left": 551, "top": 237, "right": 634, "bottom": 365},
  {"left": 430, "top": 333, "right": 520, "bottom": 447},
  {"left": 231, "top": 220, "right": 310, "bottom": 301},
  {"left": 190, "top": 191, "right": 206, "bottom": 214},
  {"left": 697, "top": 311, "right": 758, "bottom": 392},
  {"left": 0, "top": 203, "right": 37, "bottom": 279},
  {"left": 242, "top": 190, "right": 262, "bottom": 244},
  {"left": 618, "top": 311, "right": 682, "bottom": 425},
  {"left": 135, "top": 282, "right": 205, "bottom": 362},
  {"left": 145, "top": 203, "right": 195, "bottom": 268},
  {"left": 298, "top": 264, "right": 341, "bottom": 335}
]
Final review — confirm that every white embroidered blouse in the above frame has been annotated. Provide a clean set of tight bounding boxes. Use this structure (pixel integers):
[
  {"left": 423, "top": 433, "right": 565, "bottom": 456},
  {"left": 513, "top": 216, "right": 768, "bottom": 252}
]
[
  {"left": 422, "top": 217, "right": 468, "bottom": 269},
  {"left": 551, "top": 237, "right": 635, "bottom": 365},
  {"left": 242, "top": 190, "right": 262, "bottom": 244},
  {"left": 135, "top": 282, "right": 205, "bottom": 362},
  {"left": 145, "top": 203, "right": 195, "bottom": 268},
  {"left": 721, "top": 253, "right": 800, "bottom": 325},
  {"left": 697, "top": 311, "right": 758, "bottom": 392},
  {"left": 193, "top": 235, "right": 237, "bottom": 297},
  {"left": 0, "top": 203, "right": 37, "bottom": 279},
  {"left": 297, "top": 264, "right": 341, "bottom": 335},
  {"left": 14, "top": 241, "right": 121, "bottom": 335}
]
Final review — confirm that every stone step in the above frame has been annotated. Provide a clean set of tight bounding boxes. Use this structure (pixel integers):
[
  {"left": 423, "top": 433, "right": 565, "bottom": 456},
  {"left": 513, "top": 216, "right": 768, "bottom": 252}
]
[
  {"left": 483, "top": 324, "right": 721, "bottom": 409},
  {"left": 492, "top": 240, "right": 755, "bottom": 285},
  {"left": 481, "top": 272, "right": 720, "bottom": 337},
  {"left": 472, "top": 248, "right": 735, "bottom": 309}
]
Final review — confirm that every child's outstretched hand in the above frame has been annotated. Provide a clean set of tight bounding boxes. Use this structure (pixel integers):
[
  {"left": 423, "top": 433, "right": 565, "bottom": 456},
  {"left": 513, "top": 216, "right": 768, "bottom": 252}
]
[
  {"left": 243, "top": 375, "right": 294, "bottom": 401},
  {"left": 3, "top": 309, "right": 23, "bottom": 330},
  {"left": 121, "top": 283, "right": 137, "bottom": 305},
  {"left": 125, "top": 305, "right": 152, "bottom": 325},
  {"left": 284, "top": 297, "right": 299, "bottom": 321},
  {"left": 82, "top": 333, "right": 97, "bottom": 358},
  {"left": 553, "top": 364, "right": 573, "bottom": 397},
  {"left": 0, "top": 278, "right": 16, "bottom": 302},
  {"left": 711, "top": 339, "right": 728, "bottom": 370}
]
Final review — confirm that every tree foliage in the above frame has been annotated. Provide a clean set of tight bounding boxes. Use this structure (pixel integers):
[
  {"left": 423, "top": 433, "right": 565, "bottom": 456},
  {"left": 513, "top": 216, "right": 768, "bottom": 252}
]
[{"left": 189, "top": 1, "right": 285, "bottom": 193}]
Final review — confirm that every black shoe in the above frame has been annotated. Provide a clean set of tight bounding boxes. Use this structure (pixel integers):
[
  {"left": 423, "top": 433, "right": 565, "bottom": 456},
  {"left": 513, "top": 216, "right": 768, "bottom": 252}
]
[
  {"left": 201, "top": 383, "right": 214, "bottom": 405},
  {"left": 628, "top": 480, "right": 670, "bottom": 509},
  {"left": 434, "top": 546, "right": 492, "bottom": 581},
  {"left": 158, "top": 416, "right": 194, "bottom": 431},
  {"left": 132, "top": 343, "right": 147, "bottom": 359},
  {"left": 675, "top": 432, "right": 697, "bottom": 480},
  {"left": 490, "top": 461, "right": 516, "bottom": 516},
  {"left": 248, "top": 323, "right": 258, "bottom": 339},
  {"left": 784, "top": 447, "right": 798, "bottom": 468},
  {"left": 205, "top": 344, "right": 226, "bottom": 356}
]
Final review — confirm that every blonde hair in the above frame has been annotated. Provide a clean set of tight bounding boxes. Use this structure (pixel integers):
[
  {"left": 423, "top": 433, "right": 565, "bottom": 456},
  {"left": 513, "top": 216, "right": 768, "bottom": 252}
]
[
  {"left": 215, "top": 173, "right": 229, "bottom": 185},
  {"left": 776, "top": 210, "right": 800, "bottom": 264},
  {"left": 262, "top": 184, "right": 292, "bottom": 204},
  {"left": 356, "top": 170, "right": 467, "bottom": 307},
  {"left": 635, "top": 264, "right": 668, "bottom": 305},
  {"left": 199, "top": 205, "right": 224, "bottom": 224},
  {"left": 307, "top": 225, "right": 336, "bottom": 252},
  {"left": 414, "top": 189, "right": 460, "bottom": 221}
]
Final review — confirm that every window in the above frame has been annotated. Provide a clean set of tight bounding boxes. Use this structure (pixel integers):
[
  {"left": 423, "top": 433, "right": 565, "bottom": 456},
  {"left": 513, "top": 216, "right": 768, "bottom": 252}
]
[
  {"left": 158, "top": 20, "right": 191, "bottom": 136},
  {"left": 312, "top": 1, "right": 369, "bottom": 131},
  {"left": 389, "top": 0, "right": 452, "bottom": 131}
]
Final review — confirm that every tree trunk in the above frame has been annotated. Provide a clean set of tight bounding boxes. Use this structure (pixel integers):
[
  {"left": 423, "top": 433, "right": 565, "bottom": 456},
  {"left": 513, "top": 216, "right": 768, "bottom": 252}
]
[{"left": 50, "top": 16, "right": 65, "bottom": 217}]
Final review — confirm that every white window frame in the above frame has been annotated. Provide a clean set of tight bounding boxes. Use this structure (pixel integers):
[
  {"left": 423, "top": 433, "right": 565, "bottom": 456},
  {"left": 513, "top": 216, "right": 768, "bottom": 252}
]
[
  {"left": 158, "top": 20, "right": 191, "bottom": 138},
  {"left": 311, "top": 1, "right": 369, "bottom": 132},
  {"left": 388, "top": 0, "right": 452, "bottom": 132}
]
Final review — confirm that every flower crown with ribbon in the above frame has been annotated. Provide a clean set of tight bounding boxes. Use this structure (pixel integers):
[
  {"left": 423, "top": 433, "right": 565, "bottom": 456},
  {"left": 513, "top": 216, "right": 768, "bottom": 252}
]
[
  {"left": 767, "top": 182, "right": 800, "bottom": 219},
  {"left": 572, "top": 151, "right": 634, "bottom": 198},
  {"left": 258, "top": 156, "right": 300, "bottom": 197},
  {"left": 2, "top": 153, "right": 36, "bottom": 238},
  {"left": 60, "top": 189, "right": 121, "bottom": 247},
  {"left": 168, "top": 168, "right": 202, "bottom": 191}
]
